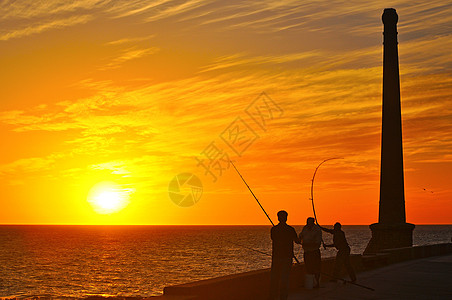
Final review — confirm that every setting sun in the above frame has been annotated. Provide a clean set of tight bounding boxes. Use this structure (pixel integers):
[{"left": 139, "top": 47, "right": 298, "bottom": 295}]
[{"left": 87, "top": 182, "right": 131, "bottom": 214}]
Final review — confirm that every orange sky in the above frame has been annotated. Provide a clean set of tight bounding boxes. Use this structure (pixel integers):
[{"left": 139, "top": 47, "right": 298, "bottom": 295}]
[{"left": 0, "top": 1, "right": 451, "bottom": 225}]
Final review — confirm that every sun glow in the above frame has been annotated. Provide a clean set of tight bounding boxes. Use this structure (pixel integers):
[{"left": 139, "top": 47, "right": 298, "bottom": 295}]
[{"left": 87, "top": 181, "right": 131, "bottom": 214}]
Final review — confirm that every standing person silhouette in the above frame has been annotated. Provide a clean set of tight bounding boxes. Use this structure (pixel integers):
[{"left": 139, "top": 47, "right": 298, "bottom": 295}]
[
  {"left": 269, "top": 210, "right": 300, "bottom": 300},
  {"left": 299, "top": 217, "right": 322, "bottom": 288},
  {"left": 320, "top": 222, "right": 357, "bottom": 282}
]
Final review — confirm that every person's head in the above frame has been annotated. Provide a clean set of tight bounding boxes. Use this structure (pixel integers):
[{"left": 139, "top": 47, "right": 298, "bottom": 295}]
[
  {"left": 306, "top": 217, "right": 315, "bottom": 227},
  {"left": 277, "top": 210, "right": 288, "bottom": 223},
  {"left": 334, "top": 222, "right": 342, "bottom": 230}
]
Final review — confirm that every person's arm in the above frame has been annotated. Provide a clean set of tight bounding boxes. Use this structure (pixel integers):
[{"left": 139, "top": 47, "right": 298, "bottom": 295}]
[{"left": 319, "top": 225, "right": 334, "bottom": 234}]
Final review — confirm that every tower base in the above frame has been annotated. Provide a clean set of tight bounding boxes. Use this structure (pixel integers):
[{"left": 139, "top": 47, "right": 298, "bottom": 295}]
[{"left": 364, "top": 223, "right": 415, "bottom": 254}]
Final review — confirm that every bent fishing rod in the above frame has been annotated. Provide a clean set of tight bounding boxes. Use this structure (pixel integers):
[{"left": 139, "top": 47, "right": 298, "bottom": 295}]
[
  {"left": 295, "top": 157, "right": 342, "bottom": 261},
  {"left": 309, "top": 157, "right": 343, "bottom": 251},
  {"left": 225, "top": 239, "right": 375, "bottom": 291},
  {"left": 229, "top": 160, "right": 300, "bottom": 264},
  {"left": 310, "top": 157, "right": 343, "bottom": 226}
]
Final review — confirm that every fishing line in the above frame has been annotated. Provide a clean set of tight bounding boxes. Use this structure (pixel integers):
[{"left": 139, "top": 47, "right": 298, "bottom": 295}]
[{"left": 224, "top": 239, "right": 374, "bottom": 291}]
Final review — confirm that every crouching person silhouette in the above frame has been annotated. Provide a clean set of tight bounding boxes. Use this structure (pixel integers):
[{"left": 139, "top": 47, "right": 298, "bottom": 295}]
[{"left": 320, "top": 222, "right": 356, "bottom": 283}]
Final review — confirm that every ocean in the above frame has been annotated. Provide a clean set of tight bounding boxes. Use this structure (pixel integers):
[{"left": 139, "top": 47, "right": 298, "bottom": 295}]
[{"left": 0, "top": 225, "right": 451, "bottom": 298}]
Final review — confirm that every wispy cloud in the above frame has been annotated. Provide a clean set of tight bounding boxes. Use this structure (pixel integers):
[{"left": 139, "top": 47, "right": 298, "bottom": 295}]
[
  {"left": 105, "top": 0, "right": 172, "bottom": 19},
  {"left": 0, "top": 153, "right": 66, "bottom": 185},
  {"left": 100, "top": 47, "right": 160, "bottom": 69},
  {"left": 0, "top": 14, "right": 93, "bottom": 41},
  {"left": 0, "top": 0, "right": 105, "bottom": 20},
  {"left": 105, "top": 35, "right": 154, "bottom": 45}
]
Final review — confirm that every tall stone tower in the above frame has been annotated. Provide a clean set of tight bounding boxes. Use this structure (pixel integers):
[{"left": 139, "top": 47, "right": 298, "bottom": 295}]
[{"left": 364, "top": 8, "right": 415, "bottom": 254}]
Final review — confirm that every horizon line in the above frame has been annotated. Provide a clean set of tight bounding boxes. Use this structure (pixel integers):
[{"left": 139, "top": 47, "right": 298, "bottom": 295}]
[{"left": 1, "top": 223, "right": 451, "bottom": 226}]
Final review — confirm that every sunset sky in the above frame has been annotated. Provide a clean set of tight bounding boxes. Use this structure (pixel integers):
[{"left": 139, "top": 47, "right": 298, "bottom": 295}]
[{"left": 1, "top": 0, "right": 451, "bottom": 225}]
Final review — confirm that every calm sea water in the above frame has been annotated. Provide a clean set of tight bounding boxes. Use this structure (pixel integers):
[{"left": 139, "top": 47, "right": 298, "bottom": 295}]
[{"left": 0, "top": 225, "right": 451, "bottom": 298}]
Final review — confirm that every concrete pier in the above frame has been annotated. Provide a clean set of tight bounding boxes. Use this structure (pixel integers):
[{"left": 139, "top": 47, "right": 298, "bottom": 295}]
[
  {"left": 153, "top": 243, "right": 452, "bottom": 300},
  {"left": 288, "top": 253, "right": 452, "bottom": 299}
]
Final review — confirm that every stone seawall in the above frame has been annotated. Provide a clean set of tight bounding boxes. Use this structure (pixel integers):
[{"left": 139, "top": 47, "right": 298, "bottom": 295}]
[{"left": 154, "top": 243, "right": 452, "bottom": 300}]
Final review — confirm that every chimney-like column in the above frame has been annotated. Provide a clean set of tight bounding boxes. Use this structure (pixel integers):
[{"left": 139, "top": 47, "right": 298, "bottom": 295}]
[
  {"left": 364, "top": 8, "right": 414, "bottom": 255},
  {"left": 379, "top": 8, "right": 405, "bottom": 224}
]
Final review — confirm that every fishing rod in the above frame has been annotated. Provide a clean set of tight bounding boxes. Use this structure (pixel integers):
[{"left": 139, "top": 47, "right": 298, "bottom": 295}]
[
  {"left": 308, "top": 157, "right": 343, "bottom": 252},
  {"left": 225, "top": 239, "right": 375, "bottom": 291},
  {"left": 310, "top": 157, "right": 343, "bottom": 226},
  {"left": 230, "top": 160, "right": 274, "bottom": 226},
  {"left": 229, "top": 160, "right": 300, "bottom": 264}
]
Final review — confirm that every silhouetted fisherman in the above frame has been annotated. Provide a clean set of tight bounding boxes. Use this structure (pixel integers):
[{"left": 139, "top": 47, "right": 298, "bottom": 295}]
[
  {"left": 300, "top": 217, "right": 322, "bottom": 287},
  {"left": 320, "top": 222, "right": 357, "bottom": 282},
  {"left": 269, "top": 210, "right": 300, "bottom": 300}
]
